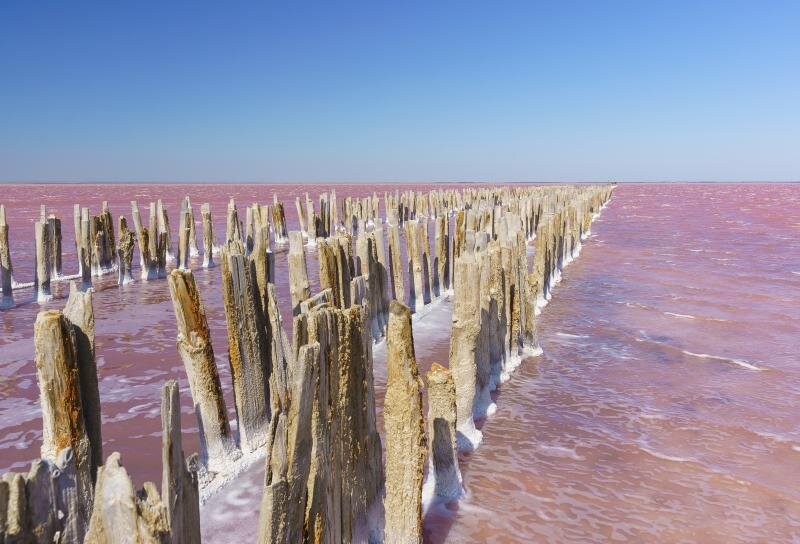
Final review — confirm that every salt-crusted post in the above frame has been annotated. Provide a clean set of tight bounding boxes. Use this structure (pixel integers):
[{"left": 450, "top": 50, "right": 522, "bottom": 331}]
[
  {"left": 34, "top": 219, "right": 52, "bottom": 301},
  {"left": 157, "top": 199, "right": 173, "bottom": 261},
  {"left": 201, "top": 203, "right": 215, "bottom": 268},
  {"left": 257, "top": 342, "right": 317, "bottom": 543},
  {"left": 177, "top": 198, "right": 191, "bottom": 270},
  {"left": 33, "top": 310, "right": 93, "bottom": 533},
  {"left": 434, "top": 214, "right": 449, "bottom": 294},
  {"left": 0, "top": 205, "right": 13, "bottom": 308},
  {"left": 288, "top": 231, "right": 310, "bottom": 316},
  {"left": 227, "top": 198, "right": 242, "bottom": 244},
  {"left": 419, "top": 219, "right": 433, "bottom": 304},
  {"left": 449, "top": 252, "right": 483, "bottom": 451},
  {"left": 73, "top": 204, "right": 82, "bottom": 276},
  {"left": 167, "top": 269, "right": 239, "bottom": 470},
  {"left": 386, "top": 225, "right": 405, "bottom": 304},
  {"left": 80, "top": 208, "right": 92, "bottom": 287},
  {"left": 117, "top": 216, "right": 134, "bottom": 285},
  {"left": 383, "top": 301, "right": 425, "bottom": 544},
  {"left": 47, "top": 214, "right": 62, "bottom": 277},
  {"left": 220, "top": 243, "right": 271, "bottom": 452},
  {"left": 271, "top": 195, "right": 288, "bottom": 243},
  {"left": 186, "top": 197, "right": 199, "bottom": 257},
  {"left": 161, "top": 380, "right": 201, "bottom": 544},
  {"left": 294, "top": 196, "right": 307, "bottom": 237},
  {"left": 404, "top": 220, "right": 425, "bottom": 312},
  {"left": 63, "top": 283, "right": 102, "bottom": 485},
  {"left": 85, "top": 453, "right": 171, "bottom": 542},
  {"left": 423, "top": 363, "right": 462, "bottom": 500}
]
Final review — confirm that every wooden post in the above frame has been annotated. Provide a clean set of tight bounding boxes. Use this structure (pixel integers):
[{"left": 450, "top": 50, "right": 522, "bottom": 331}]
[
  {"left": 79, "top": 208, "right": 92, "bottom": 287},
  {"left": 85, "top": 453, "right": 171, "bottom": 542},
  {"left": 62, "top": 283, "right": 102, "bottom": 485},
  {"left": 226, "top": 198, "right": 241, "bottom": 244},
  {"left": 403, "top": 220, "right": 425, "bottom": 312},
  {"left": 257, "top": 342, "right": 317, "bottom": 543},
  {"left": 0, "top": 205, "right": 13, "bottom": 308},
  {"left": 287, "top": 231, "right": 310, "bottom": 316},
  {"left": 200, "top": 203, "right": 215, "bottom": 268},
  {"left": 220, "top": 243, "right": 271, "bottom": 452},
  {"left": 294, "top": 196, "right": 306, "bottom": 237},
  {"left": 386, "top": 225, "right": 405, "bottom": 304},
  {"left": 33, "top": 310, "right": 93, "bottom": 530},
  {"left": 34, "top": 219, "right": 52, "bottom": 302},
  {"left": 419, "top": 219, "right": 433, "bottom": 304},
  {"left": 423, "top": 363, "right": 462, "bottom": 500},
  {"left": 117, "top": 217, "right": 134, "bottom": 285},
  {"left": 167, "top": 269, "right": 239, "bottom": 470},
  {"left": 47, "top": 215, "right": 62, "bottom": 277},
  {"left": 434, "top": 214, "right": 449, "bottom": 294},
  {"left": 449, "top": 253, "right": 483, "bottom": 451},
  {"left": 186, "top": 197, "right": 199, "bottom": 257},
  {"left": 161, "top": 380, "right": 201, "bottom": 544},
  {"left": 383, "top": 301, "right": 425, "bottom": 544},
  {"left": 157, "top": 199, "right": 173, "bottom": 261}
]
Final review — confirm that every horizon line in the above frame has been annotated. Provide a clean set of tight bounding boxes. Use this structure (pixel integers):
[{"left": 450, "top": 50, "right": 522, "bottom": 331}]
[{"left": 0, "top": 179, "right": 798, "bottom": 185}]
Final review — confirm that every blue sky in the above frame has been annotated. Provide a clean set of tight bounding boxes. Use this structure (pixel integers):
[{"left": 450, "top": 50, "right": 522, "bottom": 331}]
[{"left": 1, "top": 1, "right": 798, "bottom": 182}]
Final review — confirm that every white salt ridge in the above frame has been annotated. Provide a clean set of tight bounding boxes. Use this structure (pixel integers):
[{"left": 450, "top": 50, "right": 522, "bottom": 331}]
[
  {"left": 638, "top": 444, "right": 693, "bottom": 464},
  {"left": 198, "top": 444, "right": 265, "bottom": 504},
  {"left": 456, "top": 422, "right": 483, "bottom": 452},
  {"left": 664, "top": 311, "right": 696, "bottom": 319},
  {"left": 681, "top": 350, "right": 764, "bottom": 372},
  {"left": 556, "top": 332, "right": 590, "bottom": 339},
  {"left": 537, "top": 444, "right": 585, "bottom": 461}
]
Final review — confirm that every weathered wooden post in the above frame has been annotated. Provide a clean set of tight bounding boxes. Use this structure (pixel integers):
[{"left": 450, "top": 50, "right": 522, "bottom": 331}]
[
  {"left": 383, "top": 301, "right": 425, "bottom": 544},
  {"left": 200, "top": 203, "right": 215, "bottom": 268},
  {"left": 226, "top": 198, "right": 242, "bottom": 244},
  {"left": 386, "top": 224, "right": 405, "bottom": 304},
  {"left": 220, "top": 243, "right": 271, "bottom": 453},
  {"left": 186, "top": 197, "right": 199, "bottom": 257},
  {"left": 63, "top": 283, "right": 103, "bottom": 485},
  {"left": 287, "top": 231, "right": 310, "bottom": 316},
  {"left": 294, "top": 196, "right": 307, "bottom": 238},
  {"left": 0, "top": 205, "right": 13, "bottom": 308},
  {"left": 419, "top": 219, "right": 433, "bottom": 304},
  {"left": 434, "top": 214, "right": 449, "bottom": 294},
  {"left": 85, "top": 453, "right": 171, "bottom": 542},
  {"left": 423, "top": 363, "right": 462, "bottom": 500},
  {"left": 34, "top": 310, "right": 93, "bottom": 531},
  {"left": 271, "top": 196, "right": 288, "bottom": 243},
  {"left": 47, "top": 214, "right": 62, "bottom": 277},
  {"left": 73, "top": 204, "right": 82, "bottom": 276},
  {"left": 117, "top": 217, "right": 134, "bottom": 285},
  {"left": 404, "top": 220, "right": 425, "bottom": 312},
  {"left": 167, "top": 269, "right": 239, "bottom": 470},
  {"left": 79, "top": 207, "right": 93, "bottom": 287},
  {"left": 157, "top": 199, "right": 174, "bottom": 261},
  {"left": 449, "top": 252, "right": 483, "bottom": 451},
  {"left": 34, "top": 218, "right": 52, "bottom": 301},
  {"left": 257, "top": 342, "right": 316, "bottom": 543},
  {"left": 161, "top": 380, "right": 201, "bottom": 544}
]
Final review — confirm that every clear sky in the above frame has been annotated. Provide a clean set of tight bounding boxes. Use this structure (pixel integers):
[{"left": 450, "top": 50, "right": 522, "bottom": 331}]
[{"left": 1, "top": 1, "right": 798, "bottom": 183}]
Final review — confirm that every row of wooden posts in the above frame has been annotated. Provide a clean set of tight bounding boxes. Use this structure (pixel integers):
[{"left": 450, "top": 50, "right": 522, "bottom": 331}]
[
  {"left": 1, "top": 186, "right": 500, "bottom": 308},
  {"left": 0, "top": 184, "right": 614, "bottom": 543}
]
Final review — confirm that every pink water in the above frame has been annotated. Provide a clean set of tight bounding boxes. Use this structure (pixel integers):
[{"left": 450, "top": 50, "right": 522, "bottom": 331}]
[{"left": 2, "top": 183, "right": 799, "bottom": 542}]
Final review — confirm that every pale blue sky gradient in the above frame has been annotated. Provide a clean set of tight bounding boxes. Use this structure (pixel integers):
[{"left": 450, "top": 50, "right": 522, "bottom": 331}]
[{"left": 1, "top": 1, "right": 798, "bottom": 183}]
